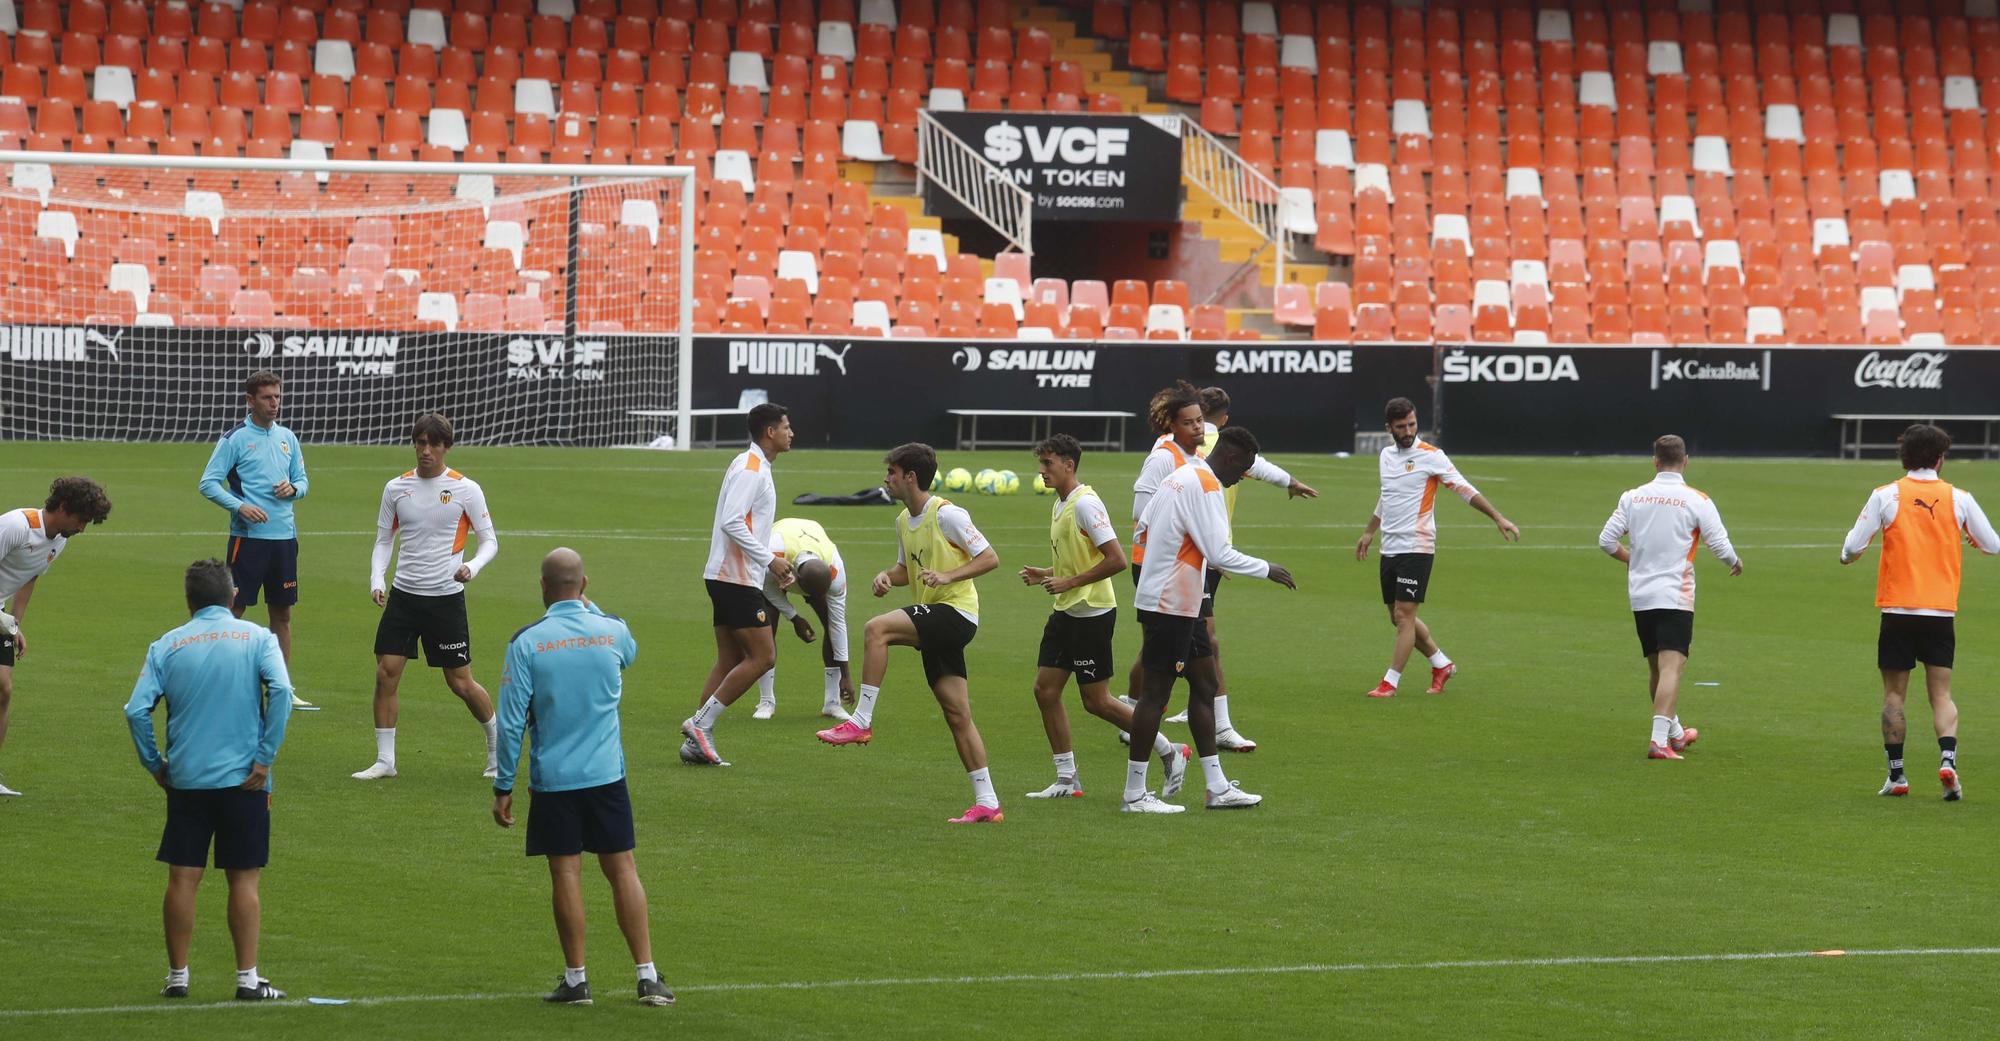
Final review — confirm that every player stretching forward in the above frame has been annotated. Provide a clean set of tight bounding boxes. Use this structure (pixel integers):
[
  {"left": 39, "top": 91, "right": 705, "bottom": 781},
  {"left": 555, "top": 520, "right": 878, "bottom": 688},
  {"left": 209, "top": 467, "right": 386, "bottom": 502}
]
[
  {"left": 1, "top": 476, "right": 113, "bottom": 797},
  {"left": 1840, "top": 423, "right": 2000, "bottom": 800},
  {"left": 1356, "top": 397, "right": 1520, "bottom": 698},
  {"left": 682, "top": 404, "right": 796, "bottom": 767},
  {"left": 1159, "top": 385, "right": 1319, "bottom": 746},
  {"left": 1128, "top": 427, "right": 1295, "bottom": 812},
  {"left": 750, "top": 517, "right": 854, "bottom": 722},
  {"left": 355, "top": 414, "right": 501, "bottom": 781},
  {"left": 1018, "top": 434, "right": 1189, "bottom": 799},
  {"left": 1598, "top": 435, "right": 1742, "bottom": 760},
  {"left": 817, "top": 444, "right": 1004, "bottom": 824}
]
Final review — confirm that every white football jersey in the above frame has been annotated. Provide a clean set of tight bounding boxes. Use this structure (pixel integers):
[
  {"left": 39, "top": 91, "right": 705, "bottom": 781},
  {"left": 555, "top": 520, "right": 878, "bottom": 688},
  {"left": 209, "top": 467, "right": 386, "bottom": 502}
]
[
  {"left": 1134, "top": 462, "right": 1269, "bottom": 618},
  {"left": 1598, "top": 472, "right": 1738, "bottom": 612},
  {"left": 371, "top": 469, "right": 498, "bottom": 597},
  {"left": 704, "top": 443, "right": 777, "bottom": 587},
  {"left": 1374, "top": 440, "right": 1480, "bottom": 556},
  {"left": 0, "top": 507, "right": 66, "bottom": 604}
]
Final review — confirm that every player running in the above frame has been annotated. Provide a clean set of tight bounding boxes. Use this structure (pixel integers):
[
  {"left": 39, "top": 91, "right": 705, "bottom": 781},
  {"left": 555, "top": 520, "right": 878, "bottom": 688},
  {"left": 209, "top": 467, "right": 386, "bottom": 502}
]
[
  {"left": 354, "top": 414, "right": 501, "bottom": 781},
  {"left": 1356, "top": 397, "right": 1520, "bottom": 698},
  {"left": 1598, "top": 435, "right": 1743, "bottom": 760},
  {"left": 817, "top": 443, "right": 1005, "bottom": 825},
  {"left": 1017, "top": 434, "right": 1189, "bottom": 800},
  {"left": 0, "top": 476, "right": 113, "bottom": 797},
  {"left": 682, "top": 403, "right": 795, "bottom": 767},
  {"left": 1840, "top": 423, "right": 2000, "bottom": 800},
  {"left": 750, "top": 517, "right": 853, "bottom": 722},
  {"left": 1128, "top": 427, "right": 1295, "bottom": 812},
  {"left": 200, "top": 371, "right": 315, "bottom": 710},
  {"left": 1158, "top": 385, "right": 1319, "bottom": 748}
]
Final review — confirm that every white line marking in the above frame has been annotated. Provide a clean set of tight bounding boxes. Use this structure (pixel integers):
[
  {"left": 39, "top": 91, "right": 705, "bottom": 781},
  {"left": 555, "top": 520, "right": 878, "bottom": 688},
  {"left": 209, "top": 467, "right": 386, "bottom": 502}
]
[{"left": 6, "top": 947, "right": 1996, "bottom": 1018}]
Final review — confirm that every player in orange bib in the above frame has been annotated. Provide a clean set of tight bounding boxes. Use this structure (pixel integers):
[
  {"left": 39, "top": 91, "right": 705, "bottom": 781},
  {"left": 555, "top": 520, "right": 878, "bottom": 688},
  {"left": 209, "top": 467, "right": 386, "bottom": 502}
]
[{"left": 1841, "top": 424, "right": 2000, "bottom": 801}]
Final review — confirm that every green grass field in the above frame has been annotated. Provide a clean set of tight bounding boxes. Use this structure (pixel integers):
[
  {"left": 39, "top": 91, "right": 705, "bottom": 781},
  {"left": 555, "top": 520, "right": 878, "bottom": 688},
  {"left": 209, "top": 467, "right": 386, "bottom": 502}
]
[{"left": 2, "top": 442, "right": 1998, "bottom": 1039}]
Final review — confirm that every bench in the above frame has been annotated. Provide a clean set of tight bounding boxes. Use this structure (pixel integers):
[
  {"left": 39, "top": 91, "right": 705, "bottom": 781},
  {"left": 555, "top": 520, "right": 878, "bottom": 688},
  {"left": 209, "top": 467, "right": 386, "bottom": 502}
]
[
  {"left": 1834, "top": 414, "right": 2000, "bottom": 460},
  {"left": 947, "top": 409, "right": 1138, "bottom": 452},
  {"left": 627, "top": 408, "right": 747, "bottom": 449}
]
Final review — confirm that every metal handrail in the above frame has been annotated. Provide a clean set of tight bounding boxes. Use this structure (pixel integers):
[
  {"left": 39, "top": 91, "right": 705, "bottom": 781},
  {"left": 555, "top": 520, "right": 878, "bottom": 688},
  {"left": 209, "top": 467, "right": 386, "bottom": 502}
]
[
  {"left": 1178, "top": 116, "right": 1292, "bottom": 291},
  {"left": 915, "top": 111, "right": 1034, "bottom": 259}
]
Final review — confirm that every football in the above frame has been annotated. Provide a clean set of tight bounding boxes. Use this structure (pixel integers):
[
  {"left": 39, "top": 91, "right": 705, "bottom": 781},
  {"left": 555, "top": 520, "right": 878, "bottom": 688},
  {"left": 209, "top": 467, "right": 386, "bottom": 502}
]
[
  {"left": 974, "top": 468, "right": 1001, "bottom": 494},
  {"left": 1033, "top": 474, "right": 1053, "bottom": 495},
  {"left": 942, "top": 467, "right": 974, "bottom": 493},
  {"left": 996, "top": 470, "right": 1020, "bottom": 495}
]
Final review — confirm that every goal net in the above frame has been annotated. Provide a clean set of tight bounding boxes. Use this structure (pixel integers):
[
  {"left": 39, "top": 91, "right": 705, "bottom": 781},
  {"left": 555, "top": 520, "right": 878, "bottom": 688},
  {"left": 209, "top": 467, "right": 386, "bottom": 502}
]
[{"left": 0, "top": 152, "right": 694, "bottom": 448}]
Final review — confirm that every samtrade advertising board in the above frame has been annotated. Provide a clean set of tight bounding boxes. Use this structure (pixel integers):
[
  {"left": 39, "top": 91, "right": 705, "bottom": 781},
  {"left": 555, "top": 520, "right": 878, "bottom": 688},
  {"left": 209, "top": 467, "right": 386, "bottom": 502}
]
[{"left": 925, "top": 112, "right": 1184, "bottom": 222}]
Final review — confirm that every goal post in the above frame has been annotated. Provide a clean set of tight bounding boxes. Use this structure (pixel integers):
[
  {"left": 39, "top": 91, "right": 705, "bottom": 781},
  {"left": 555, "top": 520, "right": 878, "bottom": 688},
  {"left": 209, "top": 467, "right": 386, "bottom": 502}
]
[{"left": 0, "top": 151, "right": 696, "bottom": 448}]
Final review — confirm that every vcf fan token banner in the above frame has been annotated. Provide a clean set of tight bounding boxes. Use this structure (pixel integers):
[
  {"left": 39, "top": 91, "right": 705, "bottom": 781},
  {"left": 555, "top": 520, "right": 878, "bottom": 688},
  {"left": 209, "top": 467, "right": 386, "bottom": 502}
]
[{"left": 925, "top": 112, "right": 1184, "bottom": 222}]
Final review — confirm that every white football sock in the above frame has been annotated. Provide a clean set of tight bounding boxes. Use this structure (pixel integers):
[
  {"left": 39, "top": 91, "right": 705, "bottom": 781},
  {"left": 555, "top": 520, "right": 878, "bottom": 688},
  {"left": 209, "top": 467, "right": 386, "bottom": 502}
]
[
  {"left": 1052, "top": 750, "right": 1076, "bottom": 780},
  {"left": 1383, "top": 668, "right": 1402, "bottom": 688},
  {"left": 481, "top": 716, "right": 498, "bottom": 754},
  {"left": 564, "top": 966, "right": 587, "bottom": 987},
  {"left": 822, "top": 667, "right": 842, "bottom": 706},
  {"left": 1151, "top": 731, "right": 1175, "bottom": 757},
  {"left": 692, "top": 697, "right": 726, "bottom": 729},
  {"left": 1651, "top": 715, "right": 1672, "bottom": 746},
  {"left": 1214, "top": 694, "right": 1235, "bottom": 731},
  {"left": 756, "top": 669, "right": 775, "bottom": 705},
  {"left": 636, "top": 962, "right": 659, "bottom": 983},
  {"left": 1200, "top": 754, "right": 1229, "bottom": 795},
  {"left": 237, "top": 967, "right": 259, "bottom": 989},
  {"left": 1124, "top": 758, "right": 1150, "bottom": 802},
  {"left": 375, "top": 728, "right": 396, "bottom": 767},
  {"left": 852, "top": 684, "right": 880, "bottom": 728},
  {"left": 968, "top": 767, "right": 999, "bottom": 809},
  {"left": 1668, "top": 716, "right": 1685, "bottom": 739},
  {"left": 1428, "top": 649, "right": 1452, "bottom": 668}
]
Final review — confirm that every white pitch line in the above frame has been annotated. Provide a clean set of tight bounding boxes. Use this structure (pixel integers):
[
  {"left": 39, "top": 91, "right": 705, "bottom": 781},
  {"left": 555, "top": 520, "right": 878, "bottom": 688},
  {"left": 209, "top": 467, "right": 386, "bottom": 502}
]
[{"left": 4, "top": 946, "right": 1996, "bottom": 1019}]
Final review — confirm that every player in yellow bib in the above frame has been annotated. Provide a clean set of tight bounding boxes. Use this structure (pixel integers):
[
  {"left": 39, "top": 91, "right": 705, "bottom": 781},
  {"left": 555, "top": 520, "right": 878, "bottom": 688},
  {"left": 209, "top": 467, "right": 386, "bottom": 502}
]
[
  {"left": 750, "top": 517, "right": 853, "bottom": 722},
  {"left": 1017, "top": 434, "right": 1190, "bottom": 801},
  {"left": 817, "top": 443, "right": 1005, "bottom": 824}
]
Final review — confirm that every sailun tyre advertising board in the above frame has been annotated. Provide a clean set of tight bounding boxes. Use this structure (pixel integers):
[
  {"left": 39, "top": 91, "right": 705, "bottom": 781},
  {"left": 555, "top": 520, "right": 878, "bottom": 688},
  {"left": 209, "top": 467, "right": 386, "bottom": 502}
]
[{"left": 924, "top": 112, "right": 1184, "bottom": 222}]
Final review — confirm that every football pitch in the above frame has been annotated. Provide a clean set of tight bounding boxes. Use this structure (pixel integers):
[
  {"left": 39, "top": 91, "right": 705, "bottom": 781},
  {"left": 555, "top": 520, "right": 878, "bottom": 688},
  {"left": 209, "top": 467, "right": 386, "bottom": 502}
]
[{"left": 2, "top": 441, "right": 1997, "bottom": 1039}]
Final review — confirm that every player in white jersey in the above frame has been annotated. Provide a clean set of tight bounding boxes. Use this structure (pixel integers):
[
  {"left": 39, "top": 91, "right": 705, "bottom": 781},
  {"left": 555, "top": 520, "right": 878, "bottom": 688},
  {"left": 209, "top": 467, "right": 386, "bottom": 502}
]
[
  {"left": 1116, "top": 383, "right": 1209, "bottom": 739},
  {"left": 1356, "top": 397, "right": 1520, "bottom": 698},
  {"left": 1128, "top": 427, "right": 1295, "bottom": 812},
  {"left": 0, "top": 476, "right": 112, "bottom": 796},
  {"left": 750, "top": 517, "right": 853, "bottom": 722},
  {"left": 1598, "top": 436, "right": 1742, "bottom": 760},
  {"left": 1156, "top": 385, "right": 1319, "bottom": 749},
  {"left": 355, "top": 414, "right": 502, "bottom": 780},
  {"left": 682, "top": 403, "right": 796, "bottom": 767},
  {"left": 1018, "top": 434, "right": 1191, "bottom": 800}
]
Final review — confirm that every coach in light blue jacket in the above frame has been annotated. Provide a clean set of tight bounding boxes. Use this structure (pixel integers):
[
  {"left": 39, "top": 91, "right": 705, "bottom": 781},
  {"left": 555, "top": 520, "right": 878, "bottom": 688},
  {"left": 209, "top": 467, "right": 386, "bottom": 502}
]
[
  {"left": 492, "top": 548, "right": 672, "bottom": 1008},
  {"left": 124, "top": 558, "right": 294, "bottom": 1002}
]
